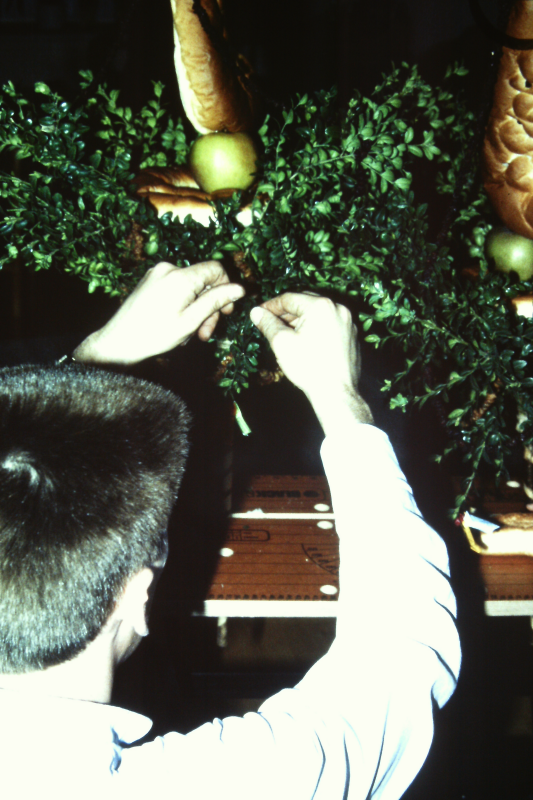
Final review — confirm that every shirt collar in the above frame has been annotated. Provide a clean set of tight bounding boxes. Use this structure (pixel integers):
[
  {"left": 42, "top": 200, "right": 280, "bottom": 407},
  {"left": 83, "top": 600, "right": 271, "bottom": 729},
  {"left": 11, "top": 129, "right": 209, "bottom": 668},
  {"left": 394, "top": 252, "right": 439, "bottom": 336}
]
[{"left": 0, "top": 686, "right": 153, "bottom": 745}]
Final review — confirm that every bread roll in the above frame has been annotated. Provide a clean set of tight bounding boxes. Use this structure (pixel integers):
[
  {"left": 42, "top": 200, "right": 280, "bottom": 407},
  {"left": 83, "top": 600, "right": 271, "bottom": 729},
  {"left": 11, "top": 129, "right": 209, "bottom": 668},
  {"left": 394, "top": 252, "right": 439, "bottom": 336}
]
[
  {"left": 133, "top": 166, "right": 213, "bottom": 223},
  {"left": 133, "top": 166, "right": 200, "bottom": 191},
  {"left": 483, "top": 0, "right": 533, "bottom": 238},
  {"left": 148, "top": 192, "right": 217, "bottom": 225},
  {"left": 511, "top": 292, "right": 533, "bottom": 316},
  {"left": 169, "top": 0, "right": 260, "bottom": 134},
  {"left": 133, "top": 165, "right": 256, "bottom": 226}
]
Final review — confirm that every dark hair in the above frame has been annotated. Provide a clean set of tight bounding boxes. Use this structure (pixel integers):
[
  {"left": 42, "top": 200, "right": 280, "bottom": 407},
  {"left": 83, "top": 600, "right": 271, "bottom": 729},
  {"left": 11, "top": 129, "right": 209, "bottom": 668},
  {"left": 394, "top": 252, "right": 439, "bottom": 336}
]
[{"left": 0, "top": 364, "right": 190, "bottom": 673}]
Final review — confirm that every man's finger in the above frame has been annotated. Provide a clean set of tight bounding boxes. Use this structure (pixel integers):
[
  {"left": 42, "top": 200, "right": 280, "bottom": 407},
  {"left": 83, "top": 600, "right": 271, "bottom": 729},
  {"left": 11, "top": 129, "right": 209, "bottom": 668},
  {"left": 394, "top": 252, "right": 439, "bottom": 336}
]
[
  {"left": 197, "top": 301, "right": 241, "bottom": 341},
  {"left": 260, "top": 292, "right": 318, "bottom": 320},
  {"left": 182, "top": 261, "right": 230, "bottom": 297},
  {"left": 250, "top": 306, "right": 291, "bottom": 345},
  {"left": 197, "top": 311, "right": 220, "bottom": 341},
  {"left": 180, "top": 283, "right": 244, "bottom": 335},
  {"left": 220, "top": 301, "right": 236, "bottom": 315}
]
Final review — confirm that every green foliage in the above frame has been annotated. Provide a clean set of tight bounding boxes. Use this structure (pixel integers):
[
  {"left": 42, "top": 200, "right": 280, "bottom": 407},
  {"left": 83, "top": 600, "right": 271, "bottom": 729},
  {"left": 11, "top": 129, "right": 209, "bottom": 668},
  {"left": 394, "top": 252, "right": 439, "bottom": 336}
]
[
  {"left": 0, "top": 74, "right": 188, "bottom": 294},
  {"left": 2, "top": 64, "right": 532, "bottom": 511}
]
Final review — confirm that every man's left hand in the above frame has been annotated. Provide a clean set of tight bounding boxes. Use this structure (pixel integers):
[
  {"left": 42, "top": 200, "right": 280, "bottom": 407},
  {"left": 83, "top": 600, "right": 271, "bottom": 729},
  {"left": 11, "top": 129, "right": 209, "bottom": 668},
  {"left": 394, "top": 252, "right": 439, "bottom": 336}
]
[{"left": 73, "top": 262, "right": 245, "bottom": 365}]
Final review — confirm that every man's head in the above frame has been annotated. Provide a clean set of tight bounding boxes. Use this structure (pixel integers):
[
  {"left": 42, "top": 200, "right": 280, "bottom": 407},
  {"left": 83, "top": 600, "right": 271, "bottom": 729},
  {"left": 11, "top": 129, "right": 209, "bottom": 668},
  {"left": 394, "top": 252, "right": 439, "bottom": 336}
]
[{"left": 0, "top": 364, "right": 189, "bottom": 674}]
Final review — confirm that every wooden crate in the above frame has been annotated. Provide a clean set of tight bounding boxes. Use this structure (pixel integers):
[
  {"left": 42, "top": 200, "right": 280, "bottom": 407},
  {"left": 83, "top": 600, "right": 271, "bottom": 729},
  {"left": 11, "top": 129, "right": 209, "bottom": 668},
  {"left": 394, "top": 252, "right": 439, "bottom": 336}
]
[
  {"left": 203, "top": 476, "right": 339, "bottom": 617},
  {"left": 457, "top": 478, "right": 533, "bottom": 614}
]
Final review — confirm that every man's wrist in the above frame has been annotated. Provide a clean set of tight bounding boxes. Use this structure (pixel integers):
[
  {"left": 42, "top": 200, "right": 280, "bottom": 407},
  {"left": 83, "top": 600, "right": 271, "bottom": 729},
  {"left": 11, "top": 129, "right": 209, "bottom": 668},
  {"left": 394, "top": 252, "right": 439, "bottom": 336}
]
[
  {"left": 71, "top": 337, "right": 101, "bottom": 365},
  {"left": 72, "top": 331, "right": 133, "bottom": 367},
  {"left": 307, "top": 386, "right": 374, "bottom": 436}
]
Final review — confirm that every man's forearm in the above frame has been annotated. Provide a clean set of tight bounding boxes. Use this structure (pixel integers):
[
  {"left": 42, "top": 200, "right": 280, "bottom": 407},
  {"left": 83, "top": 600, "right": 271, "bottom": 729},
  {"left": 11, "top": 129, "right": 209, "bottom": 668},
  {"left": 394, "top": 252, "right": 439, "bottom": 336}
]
[
  {"left": 323, "top": 421, "right": 460, "bottom": 697},
  {"left": 306, "top": 386, "right": 373, "bottom": 437}
]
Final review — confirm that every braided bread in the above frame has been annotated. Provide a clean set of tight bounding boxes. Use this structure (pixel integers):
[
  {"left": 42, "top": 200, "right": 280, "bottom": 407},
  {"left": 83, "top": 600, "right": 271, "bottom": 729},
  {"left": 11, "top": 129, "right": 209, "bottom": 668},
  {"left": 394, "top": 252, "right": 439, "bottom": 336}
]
[
  {"left": 169, "top": 0, "right": 260, "bottom": 134},
  {"left": 483, "top": 1, "right": 533, "bottom": 237}
]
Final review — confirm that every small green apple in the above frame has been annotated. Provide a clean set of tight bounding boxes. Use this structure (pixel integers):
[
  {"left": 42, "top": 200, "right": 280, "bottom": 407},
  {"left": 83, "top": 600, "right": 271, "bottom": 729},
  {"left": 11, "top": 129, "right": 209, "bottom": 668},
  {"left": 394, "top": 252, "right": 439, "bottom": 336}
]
[
  {"left": 486, "top": 227, "right": 533, "bottom": 281},
  {"left": 189, "top": 132, "right": 259, "bottom": 194}
]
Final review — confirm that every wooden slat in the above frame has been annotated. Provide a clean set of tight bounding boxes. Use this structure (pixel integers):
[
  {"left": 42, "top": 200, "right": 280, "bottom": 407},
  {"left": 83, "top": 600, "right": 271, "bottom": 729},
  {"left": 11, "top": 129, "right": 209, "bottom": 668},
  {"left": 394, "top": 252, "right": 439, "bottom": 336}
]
[
  {"left": 232, "top": 475, "right": 332, "bottom": 514},
  {"left": 480, "top": 555, "right": 533, "bottom": 601}
]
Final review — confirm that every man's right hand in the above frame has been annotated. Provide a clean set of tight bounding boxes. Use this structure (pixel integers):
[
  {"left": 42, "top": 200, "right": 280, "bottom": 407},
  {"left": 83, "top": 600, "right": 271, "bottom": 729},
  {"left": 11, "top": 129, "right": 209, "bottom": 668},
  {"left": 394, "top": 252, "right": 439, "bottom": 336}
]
[{"left": 250, "top": 293, "right": 373, "bottom": 434}]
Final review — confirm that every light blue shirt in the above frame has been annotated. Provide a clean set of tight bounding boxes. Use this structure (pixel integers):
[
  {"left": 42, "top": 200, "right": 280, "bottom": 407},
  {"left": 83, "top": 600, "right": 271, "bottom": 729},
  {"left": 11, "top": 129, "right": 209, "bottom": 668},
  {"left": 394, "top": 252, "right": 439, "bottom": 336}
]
[{"left": 0, "top": 424, "right": 461, "bottom": 799}]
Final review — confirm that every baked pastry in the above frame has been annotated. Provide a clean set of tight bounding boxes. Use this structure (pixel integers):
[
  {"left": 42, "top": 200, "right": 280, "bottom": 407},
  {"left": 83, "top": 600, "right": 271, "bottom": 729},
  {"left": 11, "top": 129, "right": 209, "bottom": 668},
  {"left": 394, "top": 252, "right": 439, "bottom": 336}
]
[
  {"left": 169, "top": 0, "right": 260, "bottom": 133},
  {"left": 511, "top": 293, "right": 533, "bottom": 316},
  {"left": 132, "top": 166, "right": 254, "bottom": 225},
  {"left": 483, "top": 0, "right": 533, "bottom": 238},
  {"left": 133, "top": 166, "right": 200, "bottom": 191}
]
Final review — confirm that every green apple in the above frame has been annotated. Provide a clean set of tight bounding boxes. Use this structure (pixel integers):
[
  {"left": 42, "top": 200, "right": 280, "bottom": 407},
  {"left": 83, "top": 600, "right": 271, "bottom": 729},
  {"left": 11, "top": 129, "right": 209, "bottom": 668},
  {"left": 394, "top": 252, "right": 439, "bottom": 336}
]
[
  {"left": 189, "top": 132, "right": 259, "bottom": 194},
  {"left": 486, "top": 227, "right": 533, "bottom": 281}
]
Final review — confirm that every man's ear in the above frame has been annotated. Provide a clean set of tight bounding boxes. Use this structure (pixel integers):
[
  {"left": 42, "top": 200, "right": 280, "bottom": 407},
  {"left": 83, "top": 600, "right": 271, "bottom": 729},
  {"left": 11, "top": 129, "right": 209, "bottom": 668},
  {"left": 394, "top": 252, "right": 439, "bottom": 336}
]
[{"left": 116, "top": 568, "right": 155, "bottom": 639}]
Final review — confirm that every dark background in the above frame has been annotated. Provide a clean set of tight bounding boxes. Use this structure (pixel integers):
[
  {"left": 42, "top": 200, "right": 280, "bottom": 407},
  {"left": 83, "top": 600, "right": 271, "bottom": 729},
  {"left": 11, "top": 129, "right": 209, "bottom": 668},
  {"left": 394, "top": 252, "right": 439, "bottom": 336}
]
[{"left": 1, "top": 3, "right": 533, "bottom": 799}]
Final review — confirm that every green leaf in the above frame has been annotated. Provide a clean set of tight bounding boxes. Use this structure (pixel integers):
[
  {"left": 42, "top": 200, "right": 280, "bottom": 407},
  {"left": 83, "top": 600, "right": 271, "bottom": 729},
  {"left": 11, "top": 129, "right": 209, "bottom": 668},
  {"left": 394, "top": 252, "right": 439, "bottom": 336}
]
[
  {"left": 395, "top": 177, "right": 411, "bottom": 191},
  {"left": 283, "top": 109, "right": 294, "bottom": 125},
  {"left": 144, "top": 241, "right": 158, "bottom": 256},
  {"left": 448, "top": 408, "right": 465, "bottom": 421},
  {"left": 390, "top": 393, "right": 409, "bottom": 411}
]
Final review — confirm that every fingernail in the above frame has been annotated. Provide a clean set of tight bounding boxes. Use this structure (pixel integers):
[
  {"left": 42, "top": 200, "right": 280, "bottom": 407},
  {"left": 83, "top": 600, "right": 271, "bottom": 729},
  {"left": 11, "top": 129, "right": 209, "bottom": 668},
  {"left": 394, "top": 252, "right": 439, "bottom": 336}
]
[{"left": 250, "top": 307, "right": 264, "bottom": 326}]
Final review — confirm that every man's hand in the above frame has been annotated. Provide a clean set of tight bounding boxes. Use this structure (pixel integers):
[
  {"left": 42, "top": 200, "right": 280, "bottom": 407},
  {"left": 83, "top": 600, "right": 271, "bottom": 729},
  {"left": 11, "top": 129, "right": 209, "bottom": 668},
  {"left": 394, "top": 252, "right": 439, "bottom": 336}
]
[
  {"left": 250, "top": 293, "right": 373, "bottom": 433},
  {"left": 74, "top": 262, "right": 245, "bottom": 365}
]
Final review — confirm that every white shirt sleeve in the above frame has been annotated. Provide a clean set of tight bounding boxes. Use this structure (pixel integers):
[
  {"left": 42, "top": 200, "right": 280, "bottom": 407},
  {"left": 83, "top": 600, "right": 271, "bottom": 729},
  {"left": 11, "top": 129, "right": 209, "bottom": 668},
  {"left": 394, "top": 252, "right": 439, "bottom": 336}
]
[{"left": 119, "top": 422, "right": 460, "bottom": 800}]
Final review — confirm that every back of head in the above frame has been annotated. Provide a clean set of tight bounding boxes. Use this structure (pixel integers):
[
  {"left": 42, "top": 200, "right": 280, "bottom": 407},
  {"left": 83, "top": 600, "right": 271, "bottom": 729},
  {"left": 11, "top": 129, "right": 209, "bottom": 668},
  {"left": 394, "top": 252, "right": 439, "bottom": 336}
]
[{"left": 0, "top": 364, "right": 190, "bottom": 673}]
